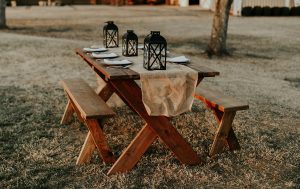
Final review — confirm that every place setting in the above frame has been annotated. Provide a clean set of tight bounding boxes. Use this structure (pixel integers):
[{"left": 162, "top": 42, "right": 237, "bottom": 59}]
[
  {"left": 166, "top": 55, "right": 190, "bottom": 64},
  {"left": 101, "top": 59, "right": 133, "bottom": 69},
  {"left": 82, "top": 45, "right": 107, "bottom": 53},
  {"left": 82, "top": 45, "right": 118, "bottom": 58},
  {"left": 82, "top": 46, "right": 133, "bottom": 69},
  {"left": 92, "top": 52, "right": 119, "bottom": 59}
]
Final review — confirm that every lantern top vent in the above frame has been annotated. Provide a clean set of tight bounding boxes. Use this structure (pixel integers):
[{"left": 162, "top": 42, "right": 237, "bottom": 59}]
[
  {"left": 103, "top": 21, "right": 118, "bottom": 30},
  {"left": 144, "top": 31, "right": 166, "bottom": 44},
  {"left": 123, "top": 30, "right": 138, "bottom": 40}
]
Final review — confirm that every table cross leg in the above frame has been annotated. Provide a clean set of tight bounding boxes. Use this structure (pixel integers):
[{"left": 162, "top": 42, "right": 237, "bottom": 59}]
[
  {"left": 109, "top": 80, "right": 202, "bottom": 174},
  {"left": 97, "top": 83, "right": 115, "bottom": 101},
  {"left": 108, "top": 124, "right": 157, "bottom": 175}
]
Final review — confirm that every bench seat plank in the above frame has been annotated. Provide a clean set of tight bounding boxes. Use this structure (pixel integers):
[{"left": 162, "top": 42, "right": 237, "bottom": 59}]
[
  {"left": 60, "top": 78, "right": 115, "bottom": 119},
  {"left": 195, "top": 86, "right": 249, "bottom": 112}
]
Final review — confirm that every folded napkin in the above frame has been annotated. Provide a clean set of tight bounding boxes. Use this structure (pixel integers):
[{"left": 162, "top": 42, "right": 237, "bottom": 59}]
[
  {"left": 103, "top": 59, "right": 132, "bottom": 65},
  {"left": 166, "top": 56, "right": 190, "bottom": 63},
  {"left": 130, "top": 63, "right": 198, "bottom": 117}
]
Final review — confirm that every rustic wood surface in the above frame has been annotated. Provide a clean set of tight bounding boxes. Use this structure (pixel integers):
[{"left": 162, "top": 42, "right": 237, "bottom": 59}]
[
  {"left": 60, "top": 100, "right": 74, "bottom": 124},
  {"left": 76, "top": 131, "right": 96, "bottom": 165},
  {"left": 75, "top": 48, "right": 220, "bottom": 80},
  {"left": 60, "top": 78, "right": 116, "bottom": 164},
  {"left": 76, "top": 49, "right": 140, "bottom": 80},
  {"left": 194, "top": 86, "right": 248, "bottom": 156},
  {"left": 60, "top": 78, "right": 115, "bottom": 119},
  {"left": 84, "top": 119, "right": 116, "bottom": 164},
  {"left": 69, "top": 95, "right": 85, "bottom": 123},
  {"left": 194, "top": 86, "right": 249, "bottom": 112},
  {"left": 210, "top": 111, "right": 236, "bottom": 156},
  {"left": 212, "top": 108, "right": 241, "bottom": 152}
]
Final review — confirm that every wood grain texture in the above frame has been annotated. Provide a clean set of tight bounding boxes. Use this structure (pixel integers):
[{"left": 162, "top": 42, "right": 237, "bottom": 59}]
[
  {"left": 85, "top": 119, "right": 116, "bottom": 164},
  {"left": 211, "top": 108, "right": 241, "bottom": 153},
  {"left": 98, "top": 83, "right": 115, "bottom": 102},
  {"left": 69, "top": 96, "right": 85, "bottom": 123},
  {"left": 194, "top": 86, "right": 249, "bottom": 112},
  {"left": 75, "top": 49, "right": 220, "bottom": 80},
  {"left": 210, "top": 111, "right": 236, "bottom": 156},
  {"left": 107, "top": 124, "right": 157, "bottom": 175},
  {"left": 195, "top": 87, "right": 245, "bottom": 155},
  {"left": 76, "top": 131, "right": 96, "bottom": 165},
  {"left": 60, "top": 78, "right": 115, "bottom": 119},
  {"left": 60, "top": 100, "right": 74, "bottom": 124},
  {"left": 76, "top": 49, "right": 140, "bottom": 80},
  {"left": 188, "top": 64, "right": 220, "bottom": 77},
  {"left": 110, "top": 80, "right": 202, "bottom": 166}
]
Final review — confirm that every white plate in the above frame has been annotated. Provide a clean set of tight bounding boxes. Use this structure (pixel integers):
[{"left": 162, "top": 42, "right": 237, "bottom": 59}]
[
  {"left": 83, "top": 47, "right": 107, "bottom": 52},
  {"left": 138, "top": 44, "right": 144, "bottom": 50},
  {"left": 92, "top": 52, "right": 118, "bottom": 59},
  {"left": 103, "top": 59, "right": 132, "bottom": 65},
  {"left": 166, "top": 56, "right": 189, "bottom": 63}
]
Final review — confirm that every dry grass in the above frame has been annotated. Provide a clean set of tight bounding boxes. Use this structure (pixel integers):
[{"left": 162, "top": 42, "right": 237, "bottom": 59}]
[{"left": 0, "top": 5, "right": 300, "bottom": 188}]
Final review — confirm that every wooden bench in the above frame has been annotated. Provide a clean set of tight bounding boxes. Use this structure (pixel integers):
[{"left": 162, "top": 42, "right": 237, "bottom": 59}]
[
  {"left": 194, "top": 86, "right": 249, "bottom": 156},
  {"left": 60, "top": 78, "right": 116, "bottom": 165}
]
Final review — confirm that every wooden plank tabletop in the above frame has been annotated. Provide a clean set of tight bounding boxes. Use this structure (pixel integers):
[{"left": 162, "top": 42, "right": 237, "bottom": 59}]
[
  {"left": 75, "top": 48, "right": 220, "bottom": 80},
  {"left": 76, "top": 49, "right": 140, "bottom": 80}
]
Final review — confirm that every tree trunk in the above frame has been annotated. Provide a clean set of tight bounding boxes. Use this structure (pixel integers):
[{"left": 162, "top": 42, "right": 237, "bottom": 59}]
[
  {"left": 0, "top": 0, "right": 6, "bottom": 29},
  {"left": 207, "top": 0, "right": 233, "bottom": 56}
]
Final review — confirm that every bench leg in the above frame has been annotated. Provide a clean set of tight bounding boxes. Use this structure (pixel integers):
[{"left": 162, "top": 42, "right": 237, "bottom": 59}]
[
  {"left": 210, "top": 111, "right": 237, "bottom": 156},
  {"left": 84, "top": 119, "right": 116, "bottom": 164},
  {"left": 61, "top": 100, "right": 74, "bottom": 124},
  {"left": 68, "top": 99, "right": 86, "bottom": 123},
  {"left": 227, "top": 127, "right": 241, "bottom": 151},
  {"left": 77, "top": 131, "right": 96, "bottom": 165},
  {"left": 211, "top": 108, "right": 241, "bottom": 152}
]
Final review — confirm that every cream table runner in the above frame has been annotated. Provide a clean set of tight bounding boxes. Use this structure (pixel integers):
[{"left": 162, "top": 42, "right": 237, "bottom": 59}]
[{"left": 130, "top": 62, "right": 198, "bottom": 117}]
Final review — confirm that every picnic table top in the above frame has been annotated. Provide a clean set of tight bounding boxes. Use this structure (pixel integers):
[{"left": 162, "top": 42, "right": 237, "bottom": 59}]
[{"left": 75, "top": 48, "right": 220, "bottom": 80}]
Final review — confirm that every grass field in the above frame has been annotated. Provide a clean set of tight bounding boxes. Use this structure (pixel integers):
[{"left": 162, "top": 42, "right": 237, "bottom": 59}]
[{"left": 0, "top": 5, "right": 299, "bottom": 188}]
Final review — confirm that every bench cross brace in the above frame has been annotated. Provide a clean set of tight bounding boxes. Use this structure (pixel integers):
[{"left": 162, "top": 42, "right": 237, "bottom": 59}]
[{"left": 207, "top": 105, "right": 241, "bottom": 156}]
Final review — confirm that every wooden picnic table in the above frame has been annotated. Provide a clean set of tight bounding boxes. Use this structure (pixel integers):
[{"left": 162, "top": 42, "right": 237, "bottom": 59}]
[{"left": 75, "top": 48, "right": 220, "bottom": 175}]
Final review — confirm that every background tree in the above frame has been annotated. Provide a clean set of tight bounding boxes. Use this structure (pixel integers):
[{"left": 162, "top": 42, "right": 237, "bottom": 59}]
[
  {"left": 207, "top": 0, "right": 233, "bottom": 56},
  {"left": 0, "top": 0, "right": 6, "bottom": 29}
]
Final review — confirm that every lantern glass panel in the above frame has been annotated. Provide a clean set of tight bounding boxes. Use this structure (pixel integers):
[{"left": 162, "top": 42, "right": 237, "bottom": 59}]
[
  {"left": 103, "top": 21, "right": 119, "bottom": 48},
  {"left": 122, "top": 38, "right": 127, "bottom": 54},
  {"left": 127, "top": 40, "right": 138, "bottom": 55},
  {"left": 143, "top": 31, "right": 167, "bottom": 70}
]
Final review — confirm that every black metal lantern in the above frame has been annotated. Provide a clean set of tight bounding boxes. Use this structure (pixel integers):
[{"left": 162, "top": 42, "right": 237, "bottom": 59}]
[
  {"left": 122, "top": 30, "right": 138, "bottom": 57},
  {"left": 103, "top": 21, "right": 119, "bottom": 48},
  {"left": 143, "top": 31, "right": 167, "bottom": 70}
]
